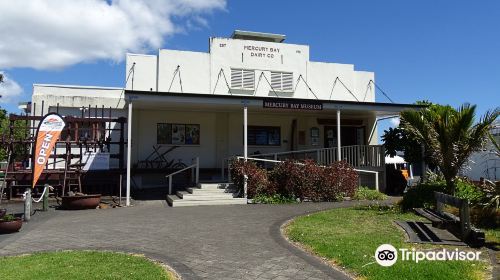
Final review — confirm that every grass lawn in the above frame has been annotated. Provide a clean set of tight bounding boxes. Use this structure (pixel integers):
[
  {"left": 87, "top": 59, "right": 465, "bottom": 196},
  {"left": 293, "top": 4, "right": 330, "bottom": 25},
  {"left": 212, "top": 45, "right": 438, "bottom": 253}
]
[
  {"left": 484, "top": 228, "right": 500, "bottom": 244},
  {"left": 286, "top": 205, "right": 491, "bottom": 280},
  {"left": 484, "top": 228, "right": 500, "bottom": 259},
  {"left": 0, "top": 251, "right": 174, "bottom": 280}
]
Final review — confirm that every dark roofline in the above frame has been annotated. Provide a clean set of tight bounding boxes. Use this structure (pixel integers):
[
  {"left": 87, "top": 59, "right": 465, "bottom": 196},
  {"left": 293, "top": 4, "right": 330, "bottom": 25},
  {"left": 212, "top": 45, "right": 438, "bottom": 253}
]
[{"left": 124, "top": 90, "right": 427, "bottom": 109}]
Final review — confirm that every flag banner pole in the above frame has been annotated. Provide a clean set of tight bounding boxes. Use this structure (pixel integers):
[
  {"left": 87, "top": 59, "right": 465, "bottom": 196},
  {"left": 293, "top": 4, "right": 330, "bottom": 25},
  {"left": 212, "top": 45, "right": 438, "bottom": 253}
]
[{"left": 32, "top": 113, "right": 66, "bottom": 189}]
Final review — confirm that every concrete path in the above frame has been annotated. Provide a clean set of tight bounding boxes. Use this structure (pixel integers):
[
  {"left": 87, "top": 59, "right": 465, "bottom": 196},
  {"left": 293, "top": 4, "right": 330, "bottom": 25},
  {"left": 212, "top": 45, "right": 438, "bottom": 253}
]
[{"left": 0, "top": 199, "right": 394, "bottom": 279}]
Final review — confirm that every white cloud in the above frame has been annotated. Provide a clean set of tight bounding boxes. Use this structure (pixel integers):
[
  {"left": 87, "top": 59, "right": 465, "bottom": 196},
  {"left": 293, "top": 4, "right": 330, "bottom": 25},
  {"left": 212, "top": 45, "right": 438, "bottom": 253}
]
[
  {"left": 0, "top": 72, "right": 23, "bottom": 103},
  {"left": 0, "top": 0, "right": 226, "bottom": 70},
  {"left": 390, "top": 117, "right": 400, "bottom": 127}
]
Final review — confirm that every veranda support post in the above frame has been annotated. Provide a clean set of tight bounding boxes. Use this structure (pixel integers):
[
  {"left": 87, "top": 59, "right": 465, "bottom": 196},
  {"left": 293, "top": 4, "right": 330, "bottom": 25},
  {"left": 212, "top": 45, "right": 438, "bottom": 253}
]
[
  {"left": 337, "top": 110, "right": 341, "bottom": 161},
  {"left": 126, "top": 99, "right": 133, "bottom": 206}
]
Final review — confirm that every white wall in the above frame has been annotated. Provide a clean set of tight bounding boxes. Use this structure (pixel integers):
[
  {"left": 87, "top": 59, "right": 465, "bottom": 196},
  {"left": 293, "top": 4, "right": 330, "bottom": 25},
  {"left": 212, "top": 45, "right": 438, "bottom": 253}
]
[
  {"left": 131, "top": 108, "right": 377, "bottom": 168},
  {"left": 132, "top": 109, "right": 217, "bottom": 168},
  {"left": 210, "top": 37, "right": 309, "bottom": 97},
  {"left": 123, "top": 35, "right": 375, "bottom": 102},
  {"left": 354, "top": 71, "right": 375, "bottom": 102},
  {"left": 33, "top": 85, "right": 126, "bottom": 113},
  {"left": 132, "top": 110, "right": 307, "bottom": 168},
  {"left": 226, "top": 112, "right": 296, "bottom": 156},
  {"left": 125, "top": 54, "right": 158, "bottom": 91},
  {"left": 157, "top": 49, "right": 210, "bottom": 93},
  {"left": 462, "top": 139, "right": 500, "bottom": 181}
]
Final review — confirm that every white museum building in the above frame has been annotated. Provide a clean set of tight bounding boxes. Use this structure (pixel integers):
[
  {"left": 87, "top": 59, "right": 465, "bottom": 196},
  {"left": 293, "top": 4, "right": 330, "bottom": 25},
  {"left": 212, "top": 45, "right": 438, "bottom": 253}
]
[{"left": 30, "top": 31, "right": 424, "bottom": 205}]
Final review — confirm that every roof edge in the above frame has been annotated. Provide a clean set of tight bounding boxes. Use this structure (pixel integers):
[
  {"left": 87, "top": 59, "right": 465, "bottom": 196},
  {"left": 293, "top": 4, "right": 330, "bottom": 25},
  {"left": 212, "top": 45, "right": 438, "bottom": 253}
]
[
  {"left": 125, "top": 90, "right": 427, "bottom": 109},
  {"left": 34, "top": 84, "right": 124, "bottom": 90}
]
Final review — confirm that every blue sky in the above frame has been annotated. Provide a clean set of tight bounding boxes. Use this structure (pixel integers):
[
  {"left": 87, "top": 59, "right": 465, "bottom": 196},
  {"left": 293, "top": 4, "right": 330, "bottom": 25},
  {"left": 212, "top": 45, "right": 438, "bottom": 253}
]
[{"left": 1, "top": 0, "right": 499, "bottom": 139}]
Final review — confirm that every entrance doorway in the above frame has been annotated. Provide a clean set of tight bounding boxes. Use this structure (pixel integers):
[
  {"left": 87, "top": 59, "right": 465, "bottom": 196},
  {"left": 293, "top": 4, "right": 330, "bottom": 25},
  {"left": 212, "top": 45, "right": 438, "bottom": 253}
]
[{"left": 324, "top": 126, "right": 365, "bottom": 148}]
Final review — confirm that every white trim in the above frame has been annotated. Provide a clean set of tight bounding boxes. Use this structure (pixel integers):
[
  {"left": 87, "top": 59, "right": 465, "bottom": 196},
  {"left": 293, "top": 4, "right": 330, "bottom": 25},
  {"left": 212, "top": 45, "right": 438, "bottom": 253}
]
[{"left": 34, "top": 84, "right": 124, "bottom": 90}]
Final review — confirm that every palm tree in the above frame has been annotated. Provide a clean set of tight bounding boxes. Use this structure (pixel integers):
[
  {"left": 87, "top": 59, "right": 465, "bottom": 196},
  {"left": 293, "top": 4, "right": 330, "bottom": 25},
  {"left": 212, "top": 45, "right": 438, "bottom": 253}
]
[{"left": 401, "top": 103, "right": 499, "bottom": 193}]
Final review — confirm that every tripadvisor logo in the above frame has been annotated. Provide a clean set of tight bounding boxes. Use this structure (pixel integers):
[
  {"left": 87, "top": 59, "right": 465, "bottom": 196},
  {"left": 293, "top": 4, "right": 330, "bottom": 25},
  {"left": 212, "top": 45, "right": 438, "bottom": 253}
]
[
  {"left": 375, "top": 244, "right": 398, "bottom": 267},
  {"left": 374, "top": 244, "right": 481, "bottom": 267}
]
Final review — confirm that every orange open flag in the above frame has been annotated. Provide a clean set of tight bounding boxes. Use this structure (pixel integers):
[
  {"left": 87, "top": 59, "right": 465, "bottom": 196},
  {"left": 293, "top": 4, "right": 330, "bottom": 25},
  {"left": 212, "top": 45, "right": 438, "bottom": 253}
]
[{"left": 32, "top": 113, "right": 65, "bottom": 188}]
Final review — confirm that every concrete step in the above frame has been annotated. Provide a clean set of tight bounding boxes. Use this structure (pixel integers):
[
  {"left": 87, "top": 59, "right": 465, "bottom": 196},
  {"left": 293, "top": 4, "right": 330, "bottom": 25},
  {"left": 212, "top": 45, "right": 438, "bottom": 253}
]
[
  {"left": 198, "top": 182, "right": 233, "bottom": 190},
  {"left": 166, "top": 182, "right": 243, "bottom": 207},
  {"left": 176, "top": 191, "right": 237, "bottom": 200},
  {"left": 179, "top": 194, "right": 238, "bottom": 201},
  {"left": 167, "top": 196, "right": 247, "bottom": 207},
  {"left": 186, "top": 188, "right": 237, "bottom": 194},
  {"left": 167, "top": 194, "right": 180, "bottom": 205}
]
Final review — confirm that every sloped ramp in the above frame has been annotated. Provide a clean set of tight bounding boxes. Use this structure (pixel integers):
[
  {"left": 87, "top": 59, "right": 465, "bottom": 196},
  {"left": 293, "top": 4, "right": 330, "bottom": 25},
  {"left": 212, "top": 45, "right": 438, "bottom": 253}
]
[{"left": 395, "top": 220, "right": 466, "bottom": 246}]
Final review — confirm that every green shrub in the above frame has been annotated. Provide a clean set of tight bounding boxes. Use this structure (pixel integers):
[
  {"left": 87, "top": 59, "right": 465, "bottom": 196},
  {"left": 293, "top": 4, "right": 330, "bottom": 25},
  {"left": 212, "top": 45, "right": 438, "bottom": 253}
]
[
  {"left": 454, "top": 177, "right": 485, "bottom": 205},
  {"left": 252, "top": 194, "right": 297, "bottom": 204},
  {"left": 400, "top": 182, "right": 446, "bottom": 211},
  {"left": 0, "top": 214, "right": 17, "bottom": 222},
  {"left": 470, "top": 207, "right": 500, "bottom": 228},
  {"left": 352, "top": 187, "right": 387, "bottom": 201}
]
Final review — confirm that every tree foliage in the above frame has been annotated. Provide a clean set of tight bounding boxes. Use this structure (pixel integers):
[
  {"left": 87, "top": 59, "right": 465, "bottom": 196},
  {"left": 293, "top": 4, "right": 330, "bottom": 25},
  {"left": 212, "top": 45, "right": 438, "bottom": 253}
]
[
  {"left": 382, "top": 127, "right": 429, "bottom": 165},
  {"left": 382, "top": 100, "right": 436, "bottom": 166},
  {"left": 0, "top": 107, "right": 9, "bottom": 161},
  {"left": 0, "top": 106, "right": 29, "bottom": 162},
  {"left": 401, "top": 103, "right": 499, "bottom": 192}
]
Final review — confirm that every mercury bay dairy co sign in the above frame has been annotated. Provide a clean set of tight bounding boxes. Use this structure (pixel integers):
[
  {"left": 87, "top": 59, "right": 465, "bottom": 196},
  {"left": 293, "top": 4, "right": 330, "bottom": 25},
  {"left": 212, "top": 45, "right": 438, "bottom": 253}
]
[
  {"left": 263, "top": 98, "right": 323, "bottom": 110},
  {"left": 243, "top": 45, "right": 280, "bottom": 59}
]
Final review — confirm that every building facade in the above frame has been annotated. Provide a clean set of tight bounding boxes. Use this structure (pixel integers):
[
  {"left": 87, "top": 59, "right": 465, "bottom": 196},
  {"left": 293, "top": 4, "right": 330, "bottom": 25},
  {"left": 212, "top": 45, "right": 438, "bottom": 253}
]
[{"left": 31, "top": 31, "right": 424, "bottom": 196}]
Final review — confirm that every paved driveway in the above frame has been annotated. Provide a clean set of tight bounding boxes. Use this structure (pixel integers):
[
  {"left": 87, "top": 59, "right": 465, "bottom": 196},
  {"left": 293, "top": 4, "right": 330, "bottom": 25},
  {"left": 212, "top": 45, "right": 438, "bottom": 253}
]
[{"left": 0, "top": 200, "right": 391, "bottom": 279}]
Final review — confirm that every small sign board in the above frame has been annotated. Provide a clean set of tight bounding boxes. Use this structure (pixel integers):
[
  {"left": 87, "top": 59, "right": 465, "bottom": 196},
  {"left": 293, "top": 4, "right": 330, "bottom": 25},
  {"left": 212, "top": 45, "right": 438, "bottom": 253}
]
[
  {"left": 83, "top": 152, "right": 110, "bottom": 171},
  {"left": 263, "top": 98, "right": 323, "bottom": 111}
]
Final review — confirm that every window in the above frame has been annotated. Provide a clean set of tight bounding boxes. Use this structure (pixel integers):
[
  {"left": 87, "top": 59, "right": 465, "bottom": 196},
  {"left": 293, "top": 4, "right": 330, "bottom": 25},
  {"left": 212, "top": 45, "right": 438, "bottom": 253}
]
[
  {"left": 248, "top": 126, "right": 281, "bottom": 146},
  {"left": 271, "top": 71, "right": 293, "bottom": 91},
  {"left": 231, "top": 68, "right": 255, "bottom": 89},
  {"left": 157, "top": 123, "right": 200, "bottom": 145}
]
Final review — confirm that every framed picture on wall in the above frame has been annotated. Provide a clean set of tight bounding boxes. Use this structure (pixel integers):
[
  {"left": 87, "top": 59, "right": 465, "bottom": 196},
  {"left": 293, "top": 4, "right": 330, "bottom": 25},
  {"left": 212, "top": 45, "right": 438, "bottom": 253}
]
[
  {"left": 157, "top": 123, "right": 201, "bottom": 145},
  {"left": 157, "top": 123, "right": 172, "bottom": 144},
  {"left": 171, "top": 124, "right": 185, "bottom": 144},
  {"left": 185, "top": 124, "right": 200, "bottom": 145}
]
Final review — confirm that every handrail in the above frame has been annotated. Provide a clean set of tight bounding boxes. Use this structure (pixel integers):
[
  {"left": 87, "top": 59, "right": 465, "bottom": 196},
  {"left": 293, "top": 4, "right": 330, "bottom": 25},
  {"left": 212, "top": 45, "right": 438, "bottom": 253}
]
[
  {"left": 253, "top": 145, "right": 383, "bottom": 158},
  {"left": 236, "top": 156, "right": 282, "bottom": 163},
  {"left": 166, "top": 157, "right": 199, "bottom": 194},
  {"left": 222, "top": 145, "right": 384, "bottom": 179},
  {"left": 253, "top": 147, "right": 334, "bottom": 157}
]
